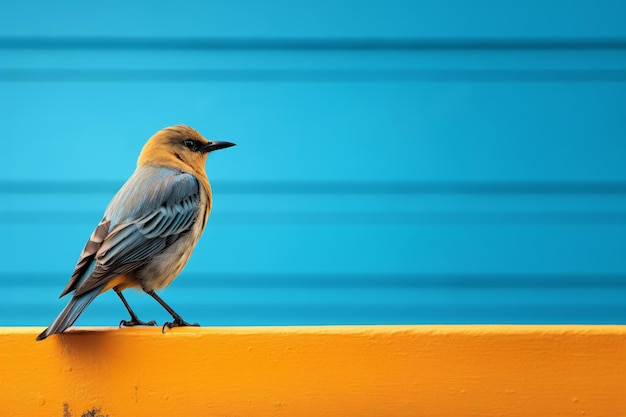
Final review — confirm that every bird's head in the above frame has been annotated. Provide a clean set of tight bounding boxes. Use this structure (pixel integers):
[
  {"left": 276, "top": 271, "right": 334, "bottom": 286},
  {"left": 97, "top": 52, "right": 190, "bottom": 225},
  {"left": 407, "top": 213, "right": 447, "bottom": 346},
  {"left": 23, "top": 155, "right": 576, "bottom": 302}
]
[{"left": 138, "top": 125, "right": 235, "bottom": 177}]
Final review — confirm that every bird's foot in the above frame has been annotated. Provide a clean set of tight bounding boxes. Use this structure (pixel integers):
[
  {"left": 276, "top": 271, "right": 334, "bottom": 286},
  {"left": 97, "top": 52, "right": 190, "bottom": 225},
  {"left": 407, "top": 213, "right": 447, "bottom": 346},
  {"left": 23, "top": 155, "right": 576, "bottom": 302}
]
[
  {"left": 119, "top": 318, "right": 158, "bottom": 328},
  {"left": 161, "top": 317, "right": 200, "bottom": 333}
]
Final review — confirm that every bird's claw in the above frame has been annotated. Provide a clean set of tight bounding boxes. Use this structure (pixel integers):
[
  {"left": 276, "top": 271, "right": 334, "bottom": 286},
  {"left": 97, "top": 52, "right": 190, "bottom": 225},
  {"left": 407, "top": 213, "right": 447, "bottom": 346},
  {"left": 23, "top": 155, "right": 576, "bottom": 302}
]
[
  {"left": 119, "top": 318, "right": 158, "bottom": 328},
  {"left": 161, "top": 317, "right": 200, "bottom": 333}
]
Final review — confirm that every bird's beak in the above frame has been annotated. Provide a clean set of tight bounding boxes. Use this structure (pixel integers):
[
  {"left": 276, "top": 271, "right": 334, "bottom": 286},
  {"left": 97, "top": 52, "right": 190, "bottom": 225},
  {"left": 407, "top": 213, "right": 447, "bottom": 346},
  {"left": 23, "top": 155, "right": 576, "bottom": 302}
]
[{"left": 202, "top": 140, "right": 236, "bottom": 153}]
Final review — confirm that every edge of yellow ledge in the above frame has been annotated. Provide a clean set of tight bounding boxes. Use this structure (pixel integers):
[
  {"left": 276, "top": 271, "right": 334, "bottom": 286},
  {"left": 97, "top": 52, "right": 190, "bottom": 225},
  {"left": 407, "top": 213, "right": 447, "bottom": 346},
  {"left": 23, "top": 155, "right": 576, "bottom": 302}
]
[{"left": 1, "top": 325, "right": 624, "bottom": 417}]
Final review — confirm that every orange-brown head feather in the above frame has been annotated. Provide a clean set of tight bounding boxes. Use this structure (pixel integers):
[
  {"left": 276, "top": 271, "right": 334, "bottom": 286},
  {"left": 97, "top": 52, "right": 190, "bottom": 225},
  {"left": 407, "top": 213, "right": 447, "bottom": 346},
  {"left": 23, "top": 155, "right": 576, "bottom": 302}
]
[{"left": 138, "top": 125, "right": 211, "bottom": 179}]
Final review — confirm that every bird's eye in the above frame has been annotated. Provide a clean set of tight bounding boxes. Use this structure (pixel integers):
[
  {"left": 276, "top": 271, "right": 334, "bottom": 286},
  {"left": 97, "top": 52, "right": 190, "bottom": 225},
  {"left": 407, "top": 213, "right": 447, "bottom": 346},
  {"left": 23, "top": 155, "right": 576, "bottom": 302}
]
[{"left": 183, "top": 139, "right": 197, "bottom": 151}]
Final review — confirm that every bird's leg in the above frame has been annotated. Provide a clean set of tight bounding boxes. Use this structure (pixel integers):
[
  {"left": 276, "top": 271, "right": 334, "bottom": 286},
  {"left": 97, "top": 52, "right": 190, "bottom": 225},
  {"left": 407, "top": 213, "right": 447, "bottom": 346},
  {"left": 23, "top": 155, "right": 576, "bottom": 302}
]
[
  {"left": 145, "top": 290, "right": 199, "bottom": 332},
  {"left": 115, "top": 289, "right": 157, "bottom": 327}
]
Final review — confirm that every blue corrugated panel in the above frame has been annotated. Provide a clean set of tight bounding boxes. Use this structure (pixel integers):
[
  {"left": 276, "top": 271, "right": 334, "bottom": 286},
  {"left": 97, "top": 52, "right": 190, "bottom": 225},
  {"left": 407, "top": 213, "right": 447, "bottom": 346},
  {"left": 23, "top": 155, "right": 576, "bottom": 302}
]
[{"left": 1, "top": 1, "right": 625, "bottom": 325}]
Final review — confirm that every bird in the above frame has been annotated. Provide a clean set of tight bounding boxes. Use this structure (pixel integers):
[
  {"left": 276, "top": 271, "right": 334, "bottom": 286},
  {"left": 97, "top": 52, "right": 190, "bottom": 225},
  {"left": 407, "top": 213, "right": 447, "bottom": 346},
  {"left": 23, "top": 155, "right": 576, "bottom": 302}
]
[{"left": 36, "top": 125, "right": 235, "bottom": 341}]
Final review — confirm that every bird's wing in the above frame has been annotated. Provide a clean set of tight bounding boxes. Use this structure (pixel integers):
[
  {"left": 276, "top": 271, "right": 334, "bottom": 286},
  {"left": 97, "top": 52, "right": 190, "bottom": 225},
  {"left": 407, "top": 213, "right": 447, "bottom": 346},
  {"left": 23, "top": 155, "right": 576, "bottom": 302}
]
[
  {"left": 59, "top": 219, "right": 111, "bottom": 297},
  {"left": 71, "top": 171, "right": 201, "bottom": 297}
]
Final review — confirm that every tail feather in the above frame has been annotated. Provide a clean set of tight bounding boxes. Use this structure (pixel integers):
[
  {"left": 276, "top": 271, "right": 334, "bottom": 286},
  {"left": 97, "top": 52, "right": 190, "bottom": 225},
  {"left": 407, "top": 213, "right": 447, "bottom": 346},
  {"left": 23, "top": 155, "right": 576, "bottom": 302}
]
[{"left": 36, "top": 285, "right": 104, "bottom": 341}]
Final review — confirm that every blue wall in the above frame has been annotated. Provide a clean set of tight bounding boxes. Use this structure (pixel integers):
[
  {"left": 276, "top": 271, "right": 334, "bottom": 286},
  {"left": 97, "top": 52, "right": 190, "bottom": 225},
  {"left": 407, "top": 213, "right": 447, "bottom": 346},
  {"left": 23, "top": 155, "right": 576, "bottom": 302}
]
[{"left": 1, "top": 1, "right": 626, "bottom": 326}]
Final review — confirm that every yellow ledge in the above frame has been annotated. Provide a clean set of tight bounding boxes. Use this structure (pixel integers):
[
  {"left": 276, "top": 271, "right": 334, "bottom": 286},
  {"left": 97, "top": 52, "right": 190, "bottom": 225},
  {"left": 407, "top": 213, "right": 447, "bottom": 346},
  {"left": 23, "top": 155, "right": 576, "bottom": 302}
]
[{"left": 1, "top": 325, "right": 625, "bottom": 416}]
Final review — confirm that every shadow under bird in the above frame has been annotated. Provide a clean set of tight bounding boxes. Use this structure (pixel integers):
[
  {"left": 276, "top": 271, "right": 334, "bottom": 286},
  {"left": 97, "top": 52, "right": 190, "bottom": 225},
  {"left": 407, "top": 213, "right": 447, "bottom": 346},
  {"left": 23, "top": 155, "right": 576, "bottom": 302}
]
[{"left": 37, "top": 125, "right": 235, "bottom": 341}]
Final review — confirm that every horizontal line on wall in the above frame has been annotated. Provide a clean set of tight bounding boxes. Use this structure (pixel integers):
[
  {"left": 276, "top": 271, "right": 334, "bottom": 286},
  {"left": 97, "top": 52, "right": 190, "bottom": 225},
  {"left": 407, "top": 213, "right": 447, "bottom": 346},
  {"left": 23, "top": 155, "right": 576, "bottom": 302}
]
[
  {"left": 2, "top": 180, "right": 626, "bottom": 195},
  {"left": 3, "top": 210, "right": 626, "bottom": 225},
  {"left": 4, "top": 273, "right": 626, "bottom": 289},
  {"left": 221, "top": 211, "right": 626, "bottom": 225},
  {"left": 1, "top": 69, "right": 625, "bottom": 82},
  {"left": 1, "top": 37, "right": 626, "bottom": 51},
  {"left": 9, "top": 304, "right": 626, "bottom": 326}
]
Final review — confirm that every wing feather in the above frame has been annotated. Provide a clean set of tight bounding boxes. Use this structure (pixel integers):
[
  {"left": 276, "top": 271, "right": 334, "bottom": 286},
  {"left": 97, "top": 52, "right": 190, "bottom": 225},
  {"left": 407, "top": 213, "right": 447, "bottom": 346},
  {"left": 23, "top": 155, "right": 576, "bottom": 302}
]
[{"left": 59, "top": 219, "right": 111, "bottom": 297}]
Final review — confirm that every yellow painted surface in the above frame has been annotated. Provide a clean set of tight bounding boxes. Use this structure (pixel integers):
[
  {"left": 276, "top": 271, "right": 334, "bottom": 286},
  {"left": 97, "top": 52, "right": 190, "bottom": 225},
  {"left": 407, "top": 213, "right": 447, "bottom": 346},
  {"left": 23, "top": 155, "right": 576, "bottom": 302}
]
[{"left": 1, "top": 326, "right": 624, "bottom": 416}]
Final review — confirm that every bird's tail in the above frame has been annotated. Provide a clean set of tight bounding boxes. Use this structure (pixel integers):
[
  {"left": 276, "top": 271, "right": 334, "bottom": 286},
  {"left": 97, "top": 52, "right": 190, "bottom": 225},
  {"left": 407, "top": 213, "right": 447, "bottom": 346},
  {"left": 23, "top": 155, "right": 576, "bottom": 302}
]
[{"left": 36, "top": 285, "right": 104, "bottom": 341}]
